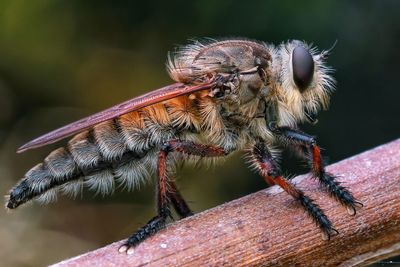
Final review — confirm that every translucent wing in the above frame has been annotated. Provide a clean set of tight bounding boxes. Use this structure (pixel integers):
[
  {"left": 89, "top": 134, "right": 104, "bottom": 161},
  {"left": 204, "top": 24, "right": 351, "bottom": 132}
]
[{"left": 18, "top": 82, "right": 216, "bottom": 153}]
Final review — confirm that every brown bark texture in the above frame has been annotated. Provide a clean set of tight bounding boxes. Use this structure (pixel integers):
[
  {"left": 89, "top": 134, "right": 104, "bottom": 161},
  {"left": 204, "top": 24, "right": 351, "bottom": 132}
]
[{"left": 52, "top": 139, "right": 400, "bottom": 267}]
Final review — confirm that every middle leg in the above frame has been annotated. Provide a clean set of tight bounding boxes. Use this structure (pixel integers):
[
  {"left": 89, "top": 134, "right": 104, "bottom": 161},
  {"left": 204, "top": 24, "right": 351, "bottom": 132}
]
[{"left": 119, "top": 139, "right": 227, "bottom": 253}]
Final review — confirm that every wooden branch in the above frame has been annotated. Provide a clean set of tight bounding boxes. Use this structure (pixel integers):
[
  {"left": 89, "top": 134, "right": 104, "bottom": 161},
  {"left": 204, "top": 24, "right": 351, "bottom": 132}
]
[{"left": 52, "top": 139, "right": 400, "bottom": 267}]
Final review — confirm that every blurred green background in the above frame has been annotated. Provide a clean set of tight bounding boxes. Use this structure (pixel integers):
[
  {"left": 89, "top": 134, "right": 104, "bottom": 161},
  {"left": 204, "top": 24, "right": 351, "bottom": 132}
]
[{"left": 0, "top": 1, "right": 399, "bottom": 266}]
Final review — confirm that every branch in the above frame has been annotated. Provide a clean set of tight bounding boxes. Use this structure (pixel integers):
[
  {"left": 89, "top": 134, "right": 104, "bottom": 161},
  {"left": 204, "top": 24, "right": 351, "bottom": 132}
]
[{"left": 52, "top": 139, "right": 400, "bottom": 267}]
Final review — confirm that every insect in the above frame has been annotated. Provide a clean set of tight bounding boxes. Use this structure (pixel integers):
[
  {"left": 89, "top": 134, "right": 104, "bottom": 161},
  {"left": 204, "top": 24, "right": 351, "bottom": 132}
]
[{"left": 6, "top": 38, "right": 361, "bottom": 254}]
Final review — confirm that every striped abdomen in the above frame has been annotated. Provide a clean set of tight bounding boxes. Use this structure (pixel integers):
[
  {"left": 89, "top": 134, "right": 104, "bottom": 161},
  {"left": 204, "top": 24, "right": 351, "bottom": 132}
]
[{"left": 6, "top": 94, "right": 219, "bottom": 209}]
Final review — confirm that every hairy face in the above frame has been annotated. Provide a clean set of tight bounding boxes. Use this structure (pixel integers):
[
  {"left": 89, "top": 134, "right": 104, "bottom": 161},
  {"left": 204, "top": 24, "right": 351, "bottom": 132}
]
[{"left": 268, "top": 40, "right": 336, "bottom": 126}]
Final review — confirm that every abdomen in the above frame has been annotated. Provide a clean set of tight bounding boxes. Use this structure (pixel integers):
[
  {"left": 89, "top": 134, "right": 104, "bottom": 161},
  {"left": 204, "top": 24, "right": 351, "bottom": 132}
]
[{"left": 7, "top": 95, "right": 211, "bottom": 208}]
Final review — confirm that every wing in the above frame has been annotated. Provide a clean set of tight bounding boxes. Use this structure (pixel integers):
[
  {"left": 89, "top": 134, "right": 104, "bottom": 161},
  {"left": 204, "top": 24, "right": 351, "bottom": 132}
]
[{"left": 18, "top": 82, "right": 216, "bottom": 153}]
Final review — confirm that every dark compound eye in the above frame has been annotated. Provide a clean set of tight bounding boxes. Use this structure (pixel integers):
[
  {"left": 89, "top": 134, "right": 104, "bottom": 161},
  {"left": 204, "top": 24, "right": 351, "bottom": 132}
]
[{"left": 292, "top": 46, "right": 314, "bottom": 92}]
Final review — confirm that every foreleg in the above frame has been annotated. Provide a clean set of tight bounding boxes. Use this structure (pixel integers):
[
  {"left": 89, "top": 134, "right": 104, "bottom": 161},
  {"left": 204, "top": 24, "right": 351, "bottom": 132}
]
[{"left": 270, "top": 125, "right": 362, "bottom": 215}]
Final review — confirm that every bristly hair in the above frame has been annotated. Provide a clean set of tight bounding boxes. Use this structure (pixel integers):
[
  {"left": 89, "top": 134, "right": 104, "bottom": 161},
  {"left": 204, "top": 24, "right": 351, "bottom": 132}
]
[{"left": 244, "top": 141, "right": 281, "bottom": 174}]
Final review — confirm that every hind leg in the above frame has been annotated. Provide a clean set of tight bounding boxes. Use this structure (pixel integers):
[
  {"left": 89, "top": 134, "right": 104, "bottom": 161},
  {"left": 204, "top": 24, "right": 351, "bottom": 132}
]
[
  {"left": 118, "top": 148, "right": 172, "bottom": 254},
  {"left": 169, "top": 180, "right": 194, "bottom": 218},
  {"left": 119, "top": 140, "right": 226, "bottom": 254}
]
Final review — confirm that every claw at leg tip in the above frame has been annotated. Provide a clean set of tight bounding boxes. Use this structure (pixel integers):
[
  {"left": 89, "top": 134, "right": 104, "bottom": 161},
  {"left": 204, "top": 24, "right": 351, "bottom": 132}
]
[
  {"left": 127, "top": 247, "right": 135, "bottom": 255},
  {"left": 322, "top": 228, "right": 338, "bottom": 241},
  {"left": 118, "top": 245, "right": 128, "bottom": 253},
  {"left": 355, "top": 201, "right": 364, "bottom": 208},
  {"left": 322, "top": 232, "right": 330, "bottom": 241},
  {"left": 347, "top": 206, "right": 356, "bottom": 216}
]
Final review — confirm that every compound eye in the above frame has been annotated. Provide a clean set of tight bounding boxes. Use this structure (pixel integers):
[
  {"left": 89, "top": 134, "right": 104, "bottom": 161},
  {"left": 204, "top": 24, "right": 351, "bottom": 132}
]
[{"left": 292, "top": 46, "right": 314, "bottom": 92}]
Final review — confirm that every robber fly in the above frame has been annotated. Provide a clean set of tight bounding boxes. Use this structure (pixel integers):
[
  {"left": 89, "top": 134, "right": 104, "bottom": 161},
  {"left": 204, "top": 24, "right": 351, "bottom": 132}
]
[{"left": 6, "top": 38, "right": 361, "bottom": 254}]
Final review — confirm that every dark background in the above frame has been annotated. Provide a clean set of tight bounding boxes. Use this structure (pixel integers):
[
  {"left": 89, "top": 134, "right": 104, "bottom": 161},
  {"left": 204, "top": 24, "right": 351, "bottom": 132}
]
[{"left": 0, "top": 1, "right": 399, "bottom": 266}]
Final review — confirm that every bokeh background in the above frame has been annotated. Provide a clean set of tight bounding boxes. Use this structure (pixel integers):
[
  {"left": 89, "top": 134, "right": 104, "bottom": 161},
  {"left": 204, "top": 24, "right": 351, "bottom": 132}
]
[{"left": 0, "top": 1, "right": 399, "bottom": 266}]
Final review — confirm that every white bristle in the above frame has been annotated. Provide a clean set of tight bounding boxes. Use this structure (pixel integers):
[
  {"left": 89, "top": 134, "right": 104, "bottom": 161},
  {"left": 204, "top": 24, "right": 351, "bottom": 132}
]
[
  {"left": 85, "top": 170, "right": 115, "bottom": 196},
  {"left": 36, "top": 188, "right": 58, "bottom": 204},
  {"left": 115, "top": 159, "right": 150, "bottom": 191},
  {"left": 61, "top": 180, "right": 84, "bottom": 198}
]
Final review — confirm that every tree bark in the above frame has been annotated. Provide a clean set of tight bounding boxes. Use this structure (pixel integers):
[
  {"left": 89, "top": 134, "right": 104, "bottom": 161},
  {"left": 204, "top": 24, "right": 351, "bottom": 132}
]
[{"left": 52, "top": 139, "right": 400, "bottom": 267}]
